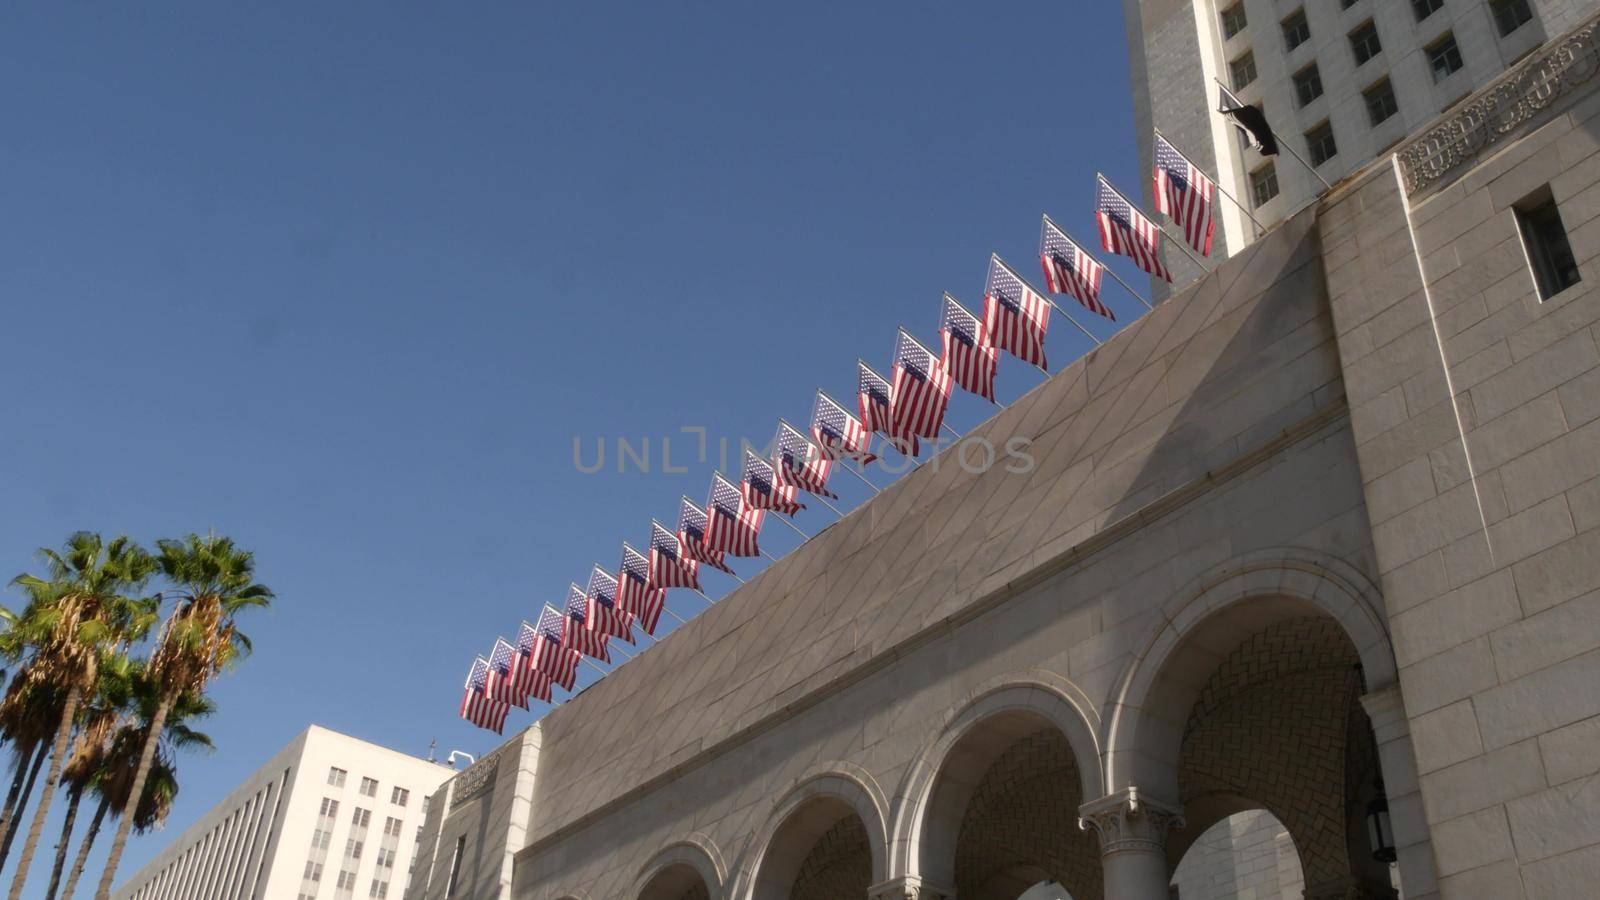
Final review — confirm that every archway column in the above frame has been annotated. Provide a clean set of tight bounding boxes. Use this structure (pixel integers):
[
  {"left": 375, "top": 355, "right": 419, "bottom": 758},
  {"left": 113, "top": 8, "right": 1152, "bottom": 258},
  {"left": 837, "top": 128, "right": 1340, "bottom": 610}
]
[
  {"left": 1077, "top": 787, "right": 1184, "bottom": 900},
  {"left": 1359, "top": 686, "right": 1438, "bottom": 900},
  {"left": 867, "top": 875, "right": 954, "bottom": 900}
]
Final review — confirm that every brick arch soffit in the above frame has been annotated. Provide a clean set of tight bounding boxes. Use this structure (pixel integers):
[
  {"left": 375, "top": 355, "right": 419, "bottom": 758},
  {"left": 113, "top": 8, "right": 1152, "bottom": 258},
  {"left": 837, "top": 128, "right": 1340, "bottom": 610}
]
[
  {"left": 1102, "top": 546, "right": 1396, "bottom": 796},
  {"left": 886, "top": 670, "right": 1103, "bottom": 882},
  {"left": 725, "top": 762, "right": 890, "bottom": 900},
  {"left": 632, "top": 834, "right": 727, "bottom": 900}
]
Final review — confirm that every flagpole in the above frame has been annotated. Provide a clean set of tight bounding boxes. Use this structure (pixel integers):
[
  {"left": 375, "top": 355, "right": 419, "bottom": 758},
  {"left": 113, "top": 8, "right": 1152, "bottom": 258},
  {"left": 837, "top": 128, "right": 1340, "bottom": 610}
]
[
  {"left": 692, "top": 587, "right": 718, "bottom": 606},
  {"left": 580, "top": 657, "right": 609, "bottom": 677},
  {"left": 1155, "top": 127, "right": 1265, "bottom": 234},
  {"left": 1214, "top": 78, "right": 1332, "bottom": 191},
  {"left": 1098, "top": 175, "right": 1210, "bottom": 272},
  {"left": 841, "top": 462, "right": 882, "bottom": 494},
  {"left": 812, "top": 494, "right": 846, "bottom": 517},
  {"left": 771, "top": 513, "right": 810, "bottom": 540},
  {"left": 993, "top": 255, "right": 1102, "bottom": 345},
  {"left": 658, "top": 604, "right": 688, "bottom": 625},
  {"left": 1043, "top": 214, "right": 1153, "bottom": 311},
  {"left": 760, "top": 548, "right": 781, "bottom": 563}
]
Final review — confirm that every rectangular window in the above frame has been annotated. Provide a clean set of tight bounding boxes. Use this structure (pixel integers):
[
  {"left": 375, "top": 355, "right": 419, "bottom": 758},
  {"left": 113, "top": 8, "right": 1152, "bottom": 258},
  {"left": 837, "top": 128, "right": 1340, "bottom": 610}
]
[
  {"left": 1491, "top": 0, "right": 1534, "bottom": 36},
  {"left": 1282, "top": 9, "right": 1311, "bottom": 50},
  {"left": 1230, "top": 51, "right": 1258, "bottom": 89},
  {"left": 360, "top": 777, "right": 379, "bottom": 798},
  {"left": 1516, "top": 190, "right": 1582, "bottom": 300},
  {"left": 319, "top": 798, "right": 340, "bottom": 817},
  {"left": 1306, "top": 121, "right": 1338, "bottom": 166},
  {"left": 391, "top": 786, "right": 409, "bottom": 807},
  {"left": 353, "top": 807, "right": 371, "bottom": 828},
  {"left": 1250, "top": 163, "right": 1280, "bottom": 207},
  {"left": 1428, "top": 33, "right": 1464, "bottom": 82},
  {"left": 1412, "top": 0, "right": 1444, "bottom": 20},
  {"left": 447, "top": 836, "right": 466, "bottom": 896},
  {"left": 1221, "top": 2, "right": 1248, "bottom": 39},
  {"left": 1349, "top": 20, "right": 1381, "bottom": 66},
  {"left": 1293, "top": 63, "right": 1324, "bottom": 107},
  {"left": 1341, "top": 0, "right": 1361, "bottom": 7},
  {"left": 1364, "top": 78, "right": 1399, "bottom": 125},
  {"left": 328, "top": 767, "right": 347, "bottom": 787}
]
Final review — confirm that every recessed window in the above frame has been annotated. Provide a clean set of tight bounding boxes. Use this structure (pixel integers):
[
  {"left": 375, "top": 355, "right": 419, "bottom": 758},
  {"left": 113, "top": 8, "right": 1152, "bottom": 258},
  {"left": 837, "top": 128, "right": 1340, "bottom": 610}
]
[
  {"left": 1282, "top": 9, "right": 1311, "bottom": 50},
  {"left": 1491, "top": 0, "right": 1534, "bottom": 36},
  {"left": 1516, "top": 188, "right": 1582, "bottom": 300},
  {"left": 391, "top": 786, "right": 410, "bottom": 806},
  {"left": 360, "top": 777, "right": 379, "bottom": 798},
  {"left": 1293, "top": 63, "right": 1325, "bottom": 107},
  {"left": 447, "top": 836, "right": 466, "bottom": 896},
  {"left": 1306, "top": 121, "right": 1338, "bottom": 166},
  {"left": 1341, "top": 0, "right": 1362, "bottom": 8},
  {"left": 1231, "top": 51, "right": 1258, "bottom": 89},
  {"left": 1250, "top": 163, "right": 1280, "bottom": 207},
  {"left": 1428, "top": 33, "right": 1464, "bottom": 82},
  {"left": 1412, "top": 0, "right": 1444, "bottom": 21},
  {"left": 1222, "top": 2, "right": 1248, "bottom": 39},
  {"left": 328, "top": 767, "right": 347, "bottom": 787},
  {"left": 1364, "top": 78, "right": 1399, "bottom": 125},
  {"left": 1350, "top": 20, "right": 1382, "bottom": 66}
]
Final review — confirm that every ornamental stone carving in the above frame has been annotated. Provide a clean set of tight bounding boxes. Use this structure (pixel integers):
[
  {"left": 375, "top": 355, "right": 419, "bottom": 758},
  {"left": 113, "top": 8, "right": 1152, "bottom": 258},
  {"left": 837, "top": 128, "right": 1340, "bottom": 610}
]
[
  {"left": 449, "top": 748, "right": 501, "bottom": 809},
  {"left": 1077, "top": 787, "right": 1186, "bottom": 857},
  {"left": 867, "top": 875, "right": 953, "bottom": 900}
]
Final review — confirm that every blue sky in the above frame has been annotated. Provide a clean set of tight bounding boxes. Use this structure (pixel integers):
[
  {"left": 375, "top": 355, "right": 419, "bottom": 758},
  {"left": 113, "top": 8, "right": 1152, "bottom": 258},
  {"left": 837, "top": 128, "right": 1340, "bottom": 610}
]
[{"left": 0, "top": 2, "right": 1142, "bottom": 891}]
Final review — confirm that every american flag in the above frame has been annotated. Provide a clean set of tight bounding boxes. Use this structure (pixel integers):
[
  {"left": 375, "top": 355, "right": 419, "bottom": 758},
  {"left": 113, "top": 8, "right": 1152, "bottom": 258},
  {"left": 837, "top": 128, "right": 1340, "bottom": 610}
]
[
  {"left": 678, "top": 497, "right": 735, "bottom": 573},
  {"left": 649, "top": 520, "right": 701, "bottom": 590},
  {"left": 940, "top": 294, "right": 997, "bottom": 401},
  {"left": 579, "top": 571, "right": 635, "bottom": 642},
  {"left": 459, "top": 657, "right": 509, "bottom": 733},
  {"left": 1039, "top": 217, "right": 1112, "bottom": 319},
  {"left": 858, "top": 361, "right": 918, "bottom": 456},
  {"left": 705, "top": 473, "right": 763, "bottom": 557},
  {"left": 1154, "top": 134, "right": 1215, "bottom": 256},
  {"left": 506, "top": 632, "right": 554, "bottom": 704},
  {"left": 892, "top": 330, "right": 953, "bottom": 439},
  {"left": 560, "top": 588, "right": 611, "bottom": 660},
  {"left": 1097, "top": 177, "right": 1172, "bottom": 282},
  {"left": 742, "top": 450, "right": 804, "bottom": 516},
  {"left": 518, "top": 617, "right": 574, "bottom": 691},
  {"left": 775, "top": 420, "right": 837, "bottom": 498},
  {"left": 811, "top": 391, "right": 877, "bottom": 465},
  {"left": 619, "top": 545, "right": 667, "bottom": 634},
  {"left": 984, "top": 254, "right": 1051, "bottom": 369},
  {"left": 485, "top": 638, "right": 529, "bottom": 710}
]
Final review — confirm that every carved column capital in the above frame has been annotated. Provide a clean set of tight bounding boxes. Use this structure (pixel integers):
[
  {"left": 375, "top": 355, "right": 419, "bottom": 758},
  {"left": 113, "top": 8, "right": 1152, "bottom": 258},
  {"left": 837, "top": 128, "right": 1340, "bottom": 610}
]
[
  {"left": 1077, "top": 786, "right": 1186, "bottom": 856},
  {"left": 868, "top": 875, "right": 954, "bottom": 900}
]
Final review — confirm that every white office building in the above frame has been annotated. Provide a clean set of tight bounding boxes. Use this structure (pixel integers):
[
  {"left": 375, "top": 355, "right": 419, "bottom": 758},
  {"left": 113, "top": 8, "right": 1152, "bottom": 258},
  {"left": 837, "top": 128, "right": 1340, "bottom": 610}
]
[
  {"left": 1122, "top": 0, "right": 1600, "bottom": 292},
  {"left": 113, "top": 725, "right": 452, "bottom": 900}
]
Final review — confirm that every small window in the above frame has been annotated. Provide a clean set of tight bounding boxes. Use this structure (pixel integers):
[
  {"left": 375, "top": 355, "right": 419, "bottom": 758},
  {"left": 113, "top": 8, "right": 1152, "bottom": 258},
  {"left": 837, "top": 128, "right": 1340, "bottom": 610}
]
[
  {"left": 1516, "top": 190, "right": 1582, "bottom": 300},
  {"left": 1250, "top": 163, "right": 1280, "bottom": 207},
  {"left": 391, "top": 786, "right": 410, "bottom": 806},
  {"left": 1341, "top": 0, "right": 1361, "bottom": 7},
  {"left": 352, "top": 807, "right": 372, "bottom": 827},
  {"left": 1221, "top": 2, "right": 1248, "bottom": 39},
  {"left": 1491, "top": 0, "right": 1534, "bottom": 36},
  {"left": 447, "top": 836, "right": 466, "bottom": 896},
  {"left": 328, "top": 767, "right": 347, "bottom": 787},
  {"left": 320, "top": 797, "right": 341, "bottom": 817},
  {"left": 1350, "top": 20, "right": 1382, "bottom": 66},
  {"left": 1231, "top": 51, "right": 1258, "bottom": 89},
  {"left": 1364, "top": 78, "right": 1399, "bottom": 125},
  {"left": 360, "top": 777, "right": 378, "bottom": 798},
  {"left": 1306, "top": 121, "right": 1338, "bottom": 166},
  {"left": 1428, "top": 33, "right": 1464, "bottom": 83},
  {"left": 1412, "top": 0, "right": 1444, "bottom": 20},
  {"left": 1282, "top": 9, "right": 1311, "bottom": 50},
  {"left": 1293, "top": 63, "right": 1325, "bottom": 107}
]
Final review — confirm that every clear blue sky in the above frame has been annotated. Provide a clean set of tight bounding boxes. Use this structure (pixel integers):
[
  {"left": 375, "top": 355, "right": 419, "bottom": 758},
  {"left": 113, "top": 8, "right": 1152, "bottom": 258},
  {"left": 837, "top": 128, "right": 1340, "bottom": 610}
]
[{"left": 0, "top": 2, "right": 1141, "bottom": 891}]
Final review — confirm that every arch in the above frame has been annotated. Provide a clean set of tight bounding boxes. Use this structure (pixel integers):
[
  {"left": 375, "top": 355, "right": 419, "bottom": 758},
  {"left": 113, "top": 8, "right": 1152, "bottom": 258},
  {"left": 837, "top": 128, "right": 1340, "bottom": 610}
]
[
  {"left": 1170, "top": 808, "right": 1304, "bottom": 899},
  {"left": 633, "top": 835, "right": 726, "bottom": 900},
  {"left": 1103, "top": 548, "right": 1395, "bottom": 798},
  {"left": 889, "top": 672, "right": 1104, "bottom": 894},
  {"left": 729, "top": 764, "right": 890, "bottom": 900}
]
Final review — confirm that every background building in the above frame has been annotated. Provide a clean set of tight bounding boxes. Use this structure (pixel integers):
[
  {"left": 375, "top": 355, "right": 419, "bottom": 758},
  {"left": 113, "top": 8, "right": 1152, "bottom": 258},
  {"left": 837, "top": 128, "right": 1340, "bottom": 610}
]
[
  {"left": 113, "top": 725, "right": 451, "bottom": 900},
  {"left": 1123, "top": 0, "right": 1598, "bottom": 292}
]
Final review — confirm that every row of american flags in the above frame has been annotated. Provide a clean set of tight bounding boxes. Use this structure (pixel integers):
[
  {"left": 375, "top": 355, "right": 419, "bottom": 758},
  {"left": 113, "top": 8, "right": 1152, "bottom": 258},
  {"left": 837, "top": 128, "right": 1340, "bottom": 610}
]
[{"left": 458, "top": 130, "right": 1225, "bottom": 733}]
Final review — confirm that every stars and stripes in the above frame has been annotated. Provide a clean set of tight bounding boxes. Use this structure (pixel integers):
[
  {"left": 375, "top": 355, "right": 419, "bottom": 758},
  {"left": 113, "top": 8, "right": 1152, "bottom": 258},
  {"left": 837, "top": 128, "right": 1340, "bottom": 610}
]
[
  {"left": 485, "top": 638, "right": 530, "bottom": 709},
  {"left": 811, "top": 391, "right": 877, "bottom": 465},
  {"left": 520, "top": 615, "right": 577, "bottom": 691},
  {"left": 1039, "top": 217, "right": 1112, "bottom": 320},
  {"left": 560, "top": 589, "right": 612, "bottom": 660},
  {"left": 858, "top": 361, "right": 919, "bottom": 457},
  {"left": 619, "top": 545, "right": 667, "bottom": 634},
  {"left": 580, "top": 569, "right": 635, "bottom": 642},
  {"left": 1154, "top": 134, "right": 1215, "bottom": 256},
  {"left": 775, "top": 420, "right": 837, "bottom": 498},
  {"left": 1096, "top": 177, "right": 1172, "bottom": 282},
  {"left": 705, "top": 473, "right": 763, "bottom": 557},
  {"left": 459, "top": 657, "right": 510, "bottom": 733},
  {"left": 984, "top": 254, "right": 1051, "bottom": 369},
  {"left": 891, "top": 330, "right": 953, "bottom": 439},
  {"left": 742, "top": 450, "right": 804, "bottom": 516},
  {"left": 678, "top": 497, "right": 735, "bottom": 573},
  {"left": 940, "top": 294, "right": 997, "bottom": 401},
  {"left": 649, "top": 520, "right": 701, "bottom": 590}
]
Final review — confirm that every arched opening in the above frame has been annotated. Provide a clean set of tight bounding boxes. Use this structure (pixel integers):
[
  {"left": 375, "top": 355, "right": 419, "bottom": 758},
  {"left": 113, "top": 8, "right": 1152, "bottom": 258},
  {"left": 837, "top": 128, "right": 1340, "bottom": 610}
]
[
  {"left": 1170, "top": 809, "right": 1303, "bottom": 899},
  {"left": 751, "top": 795, "right": 873, "bottom": 900},
  {"left": 637, "top": 862, "right": 712, "bottom": 900},
  {"left": 918, "top": 709, "right": 1101, "bottom": 900}
]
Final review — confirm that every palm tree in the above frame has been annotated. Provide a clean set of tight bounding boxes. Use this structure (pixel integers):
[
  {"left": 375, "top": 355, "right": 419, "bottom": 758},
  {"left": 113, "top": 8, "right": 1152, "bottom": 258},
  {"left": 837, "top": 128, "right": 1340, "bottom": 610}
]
[
  {"left": 93, "top": 534, "right": 269, "bottom": 900},
  {"left": 7, "top": 532, "right": 155, "bottom": 900},
  {"left": 0, "top": 670, "right": 61, "bottom": 869}
]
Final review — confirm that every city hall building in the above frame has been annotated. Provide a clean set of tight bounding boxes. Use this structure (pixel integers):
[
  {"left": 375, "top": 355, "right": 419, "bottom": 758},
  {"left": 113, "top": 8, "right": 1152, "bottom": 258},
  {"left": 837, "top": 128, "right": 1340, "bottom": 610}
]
[{"left": 405, "top": 4, "right": 1600, "bottom": 899}]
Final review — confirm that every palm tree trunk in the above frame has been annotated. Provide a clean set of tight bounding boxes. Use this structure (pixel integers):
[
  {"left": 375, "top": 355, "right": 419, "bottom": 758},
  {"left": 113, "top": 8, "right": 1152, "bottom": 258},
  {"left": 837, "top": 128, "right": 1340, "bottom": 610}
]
[
  {"left": 0, "top": 744, "right": 47, "bottom": 871},
  {"left": 43, "top": 787, "right": 83, "bottom": 900},
  {"left": 93, "top": 691, "right": 170, "bottom": 900},
  {"left": 9, "top": 682, "right": 81, "bottom": 900},
  {"left": 60, "top": 795, "right": 107, "bottom": 900},
  {"left": 0, "top": 744, "right": 39, "bottom": 865}
]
